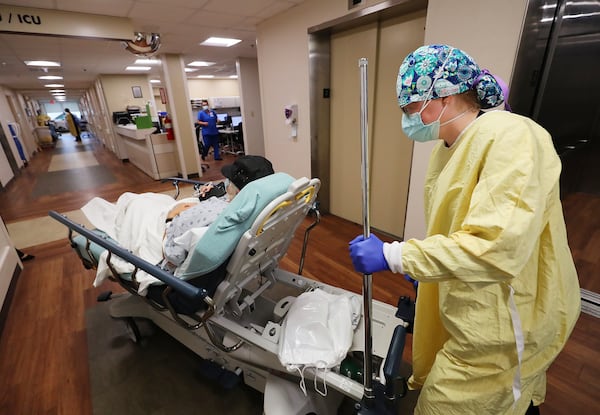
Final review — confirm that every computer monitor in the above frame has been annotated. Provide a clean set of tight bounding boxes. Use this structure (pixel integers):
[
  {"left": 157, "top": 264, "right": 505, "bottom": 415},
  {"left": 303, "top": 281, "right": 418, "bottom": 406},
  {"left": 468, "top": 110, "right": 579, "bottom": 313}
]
[
  {"left": 231, "top": 116, "right": 242, "bottom": 128},
  {"left": 112, "top": 111, "right": 132, "bottom": 125},
  {"left": 216, "top": 113, "right": 228, "bottom": 123}
]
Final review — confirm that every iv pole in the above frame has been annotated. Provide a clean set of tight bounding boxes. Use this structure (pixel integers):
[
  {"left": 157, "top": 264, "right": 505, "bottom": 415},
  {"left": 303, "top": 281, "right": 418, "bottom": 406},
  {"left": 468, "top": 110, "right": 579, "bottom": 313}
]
[
  {"left": 358, "top": 57, "right": 375, "bottom": 406},
  {"left": 356, "top": 57, "right": 410, "bottom": 415}
]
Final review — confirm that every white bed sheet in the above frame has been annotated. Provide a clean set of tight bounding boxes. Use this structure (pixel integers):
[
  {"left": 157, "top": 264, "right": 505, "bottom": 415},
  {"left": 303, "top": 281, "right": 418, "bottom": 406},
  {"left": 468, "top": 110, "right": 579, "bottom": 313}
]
[{"left": 81, "top": 192, "right": 200, "bottom": 294}]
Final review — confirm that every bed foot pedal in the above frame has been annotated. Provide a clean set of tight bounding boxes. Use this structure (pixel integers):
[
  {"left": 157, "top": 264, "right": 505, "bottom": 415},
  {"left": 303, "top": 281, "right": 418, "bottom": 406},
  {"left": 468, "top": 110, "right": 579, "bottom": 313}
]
[
  {"left": 198, "top": 359, "right": 242, "bottom": 390},
  {"left": 97, "top": 290, "right": 113, "bottom": 302},
  {"left": 395, "top": 296, "right": 414, "bottom": 333}
]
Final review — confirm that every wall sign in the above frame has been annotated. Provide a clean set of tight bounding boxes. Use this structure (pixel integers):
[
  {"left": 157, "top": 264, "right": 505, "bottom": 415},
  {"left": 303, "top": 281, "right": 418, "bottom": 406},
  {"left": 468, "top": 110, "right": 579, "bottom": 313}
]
[
  {"left": 0, "top": 5, "right": 133, "bottom": 40},
  {"left": 132, "top": 86, "right": 143, "bottom": 98}
]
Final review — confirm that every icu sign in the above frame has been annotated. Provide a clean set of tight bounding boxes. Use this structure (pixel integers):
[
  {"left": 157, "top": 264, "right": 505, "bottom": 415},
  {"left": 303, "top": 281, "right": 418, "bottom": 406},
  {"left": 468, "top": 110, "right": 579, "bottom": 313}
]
[
  {"left": 0, "top": 5, "right": 133, "bottom": 41},
  {"left": 0, "top": 12, "right": 41, "bottom": 25}
]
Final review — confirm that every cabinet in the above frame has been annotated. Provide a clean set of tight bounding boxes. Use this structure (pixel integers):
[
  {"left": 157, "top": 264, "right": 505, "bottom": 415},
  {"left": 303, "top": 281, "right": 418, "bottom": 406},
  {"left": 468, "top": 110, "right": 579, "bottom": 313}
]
[{"left": 115, "top": 125, "right": 178, "bottom": 179}]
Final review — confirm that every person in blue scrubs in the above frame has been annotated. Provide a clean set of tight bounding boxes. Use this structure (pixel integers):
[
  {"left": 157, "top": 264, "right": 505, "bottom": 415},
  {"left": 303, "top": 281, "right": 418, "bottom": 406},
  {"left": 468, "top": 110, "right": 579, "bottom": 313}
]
[{"left": 196, "top": 100, "right": 222, "bottom": 161}]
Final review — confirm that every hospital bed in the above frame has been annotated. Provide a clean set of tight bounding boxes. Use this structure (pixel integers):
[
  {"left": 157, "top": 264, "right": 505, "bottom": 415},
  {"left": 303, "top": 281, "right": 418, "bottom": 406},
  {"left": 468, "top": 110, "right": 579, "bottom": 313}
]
[{"left": 49, "top": 173, "right": 411, "bottom": 414}]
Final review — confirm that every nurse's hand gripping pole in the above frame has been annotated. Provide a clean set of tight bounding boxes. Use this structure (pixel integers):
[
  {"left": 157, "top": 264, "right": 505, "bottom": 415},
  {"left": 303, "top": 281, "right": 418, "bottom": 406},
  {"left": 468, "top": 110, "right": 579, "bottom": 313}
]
[{"left": 356, "top": 58, "right": 409, "bottom": 415}]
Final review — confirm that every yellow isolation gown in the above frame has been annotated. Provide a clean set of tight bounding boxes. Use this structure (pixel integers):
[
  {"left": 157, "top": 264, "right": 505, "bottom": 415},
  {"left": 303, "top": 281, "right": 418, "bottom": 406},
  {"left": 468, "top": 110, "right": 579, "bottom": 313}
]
[
  {"left": 66, "top": 112, "right": 79, "bottom": 137},
  {"left": 400, "top": 110, "right": 580, "bottom": 414}
]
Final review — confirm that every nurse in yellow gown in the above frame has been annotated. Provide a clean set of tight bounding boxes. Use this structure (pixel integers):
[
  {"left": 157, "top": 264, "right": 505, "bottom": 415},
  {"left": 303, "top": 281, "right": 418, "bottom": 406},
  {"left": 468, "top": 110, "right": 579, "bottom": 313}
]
[{"left": 349, "top": 44, "right": 580, "bottom": 414}]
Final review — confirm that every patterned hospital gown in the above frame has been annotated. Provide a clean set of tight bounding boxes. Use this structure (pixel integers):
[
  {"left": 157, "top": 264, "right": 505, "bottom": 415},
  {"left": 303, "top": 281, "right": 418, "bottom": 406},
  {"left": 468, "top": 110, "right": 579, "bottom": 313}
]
[{"left": 162, "top": 196, "right": 229, "bottom": 268}]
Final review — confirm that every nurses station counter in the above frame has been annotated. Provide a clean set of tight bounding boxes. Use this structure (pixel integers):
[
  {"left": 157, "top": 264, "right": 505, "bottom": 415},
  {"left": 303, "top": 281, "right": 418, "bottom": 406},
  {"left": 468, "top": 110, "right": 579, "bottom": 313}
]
[{"left": 114, "top": 125, "right": 178, "bottom": 180}]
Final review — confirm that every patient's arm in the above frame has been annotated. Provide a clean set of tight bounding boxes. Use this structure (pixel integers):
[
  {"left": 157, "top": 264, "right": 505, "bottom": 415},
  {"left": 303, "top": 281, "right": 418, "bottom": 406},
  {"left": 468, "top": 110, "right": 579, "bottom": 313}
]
[
  {"left": 163, "top": 197, "right": 230, "bottom": 267},
  {"left": 166, "top": 202, "right": 198, "bottom": 220}
]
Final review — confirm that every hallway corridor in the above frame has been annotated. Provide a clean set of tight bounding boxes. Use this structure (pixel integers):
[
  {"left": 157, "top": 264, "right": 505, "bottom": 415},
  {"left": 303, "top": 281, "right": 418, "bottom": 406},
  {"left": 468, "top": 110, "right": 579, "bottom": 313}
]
[{"left": 1, "top": 133, "right": 232, "bottom": 248}]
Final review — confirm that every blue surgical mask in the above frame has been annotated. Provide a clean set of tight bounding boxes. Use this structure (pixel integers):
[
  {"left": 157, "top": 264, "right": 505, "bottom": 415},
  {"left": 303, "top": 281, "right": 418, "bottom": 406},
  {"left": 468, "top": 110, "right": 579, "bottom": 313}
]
[{"left": 402, "top": 103, "right": 447, "bottom": 142}]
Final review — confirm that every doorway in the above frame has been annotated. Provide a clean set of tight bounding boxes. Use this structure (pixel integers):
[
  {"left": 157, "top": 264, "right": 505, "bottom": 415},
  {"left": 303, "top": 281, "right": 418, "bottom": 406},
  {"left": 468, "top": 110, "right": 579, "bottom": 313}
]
[{"left": 0, "top": 122, "right": 19, "bottom": 180}]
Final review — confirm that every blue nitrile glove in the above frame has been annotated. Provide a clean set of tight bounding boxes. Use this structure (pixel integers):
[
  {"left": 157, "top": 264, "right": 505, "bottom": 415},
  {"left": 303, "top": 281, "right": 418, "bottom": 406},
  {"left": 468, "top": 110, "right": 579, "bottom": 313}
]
[
  {"left": 348, "top": 234, "right": 390, "bottom": 274},
  {"left": 404, "top": 274, "right": 419, "bottom": 290}
]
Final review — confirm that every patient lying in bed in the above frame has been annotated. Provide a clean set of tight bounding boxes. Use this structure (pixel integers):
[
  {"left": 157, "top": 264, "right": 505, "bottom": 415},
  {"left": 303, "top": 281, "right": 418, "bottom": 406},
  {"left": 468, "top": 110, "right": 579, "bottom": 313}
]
[{"left": 80, "top": 155, "right": 275, "bottom": 294}]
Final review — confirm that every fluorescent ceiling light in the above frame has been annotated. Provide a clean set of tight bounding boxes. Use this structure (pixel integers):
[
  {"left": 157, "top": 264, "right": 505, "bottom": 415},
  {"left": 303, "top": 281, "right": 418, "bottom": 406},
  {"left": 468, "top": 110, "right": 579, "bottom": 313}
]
[
  {"left": 200, "top": 37, "right": 241, "bottom": 47},
  {"left": 51, "top": 93, "right": 66, "bottom": 96},
  {"left": 188, "top": 61, "right": 215, "bottom": 67},
  {"left": 49, "top": 89, "right": 65, "bottom": 93},
  {"left": 38, "top": 75, "right": 63, "bottom": 80},
  {"left": 229, "top": 75, "right": 238, "bottom": 79},
  {"left": 125, "top": 66, "right": 151, "bottom": 71},
  {"left": 25, "top": 60, "right": 60, "bottom": 67},
  {"left": 184, "top": 68, "right": 198, "bottom": 72},
  {"left": 150, "top": 79, "right": 161, "bottom": 83},
  {"left": 44, "top": 84, "right": 64, "bottom": 87},
  {"left": 196, "top": 75, "right": 215, "bottom": 79},
  {"left": 135, "top": 58, "right": 161, "bottom": 65}
]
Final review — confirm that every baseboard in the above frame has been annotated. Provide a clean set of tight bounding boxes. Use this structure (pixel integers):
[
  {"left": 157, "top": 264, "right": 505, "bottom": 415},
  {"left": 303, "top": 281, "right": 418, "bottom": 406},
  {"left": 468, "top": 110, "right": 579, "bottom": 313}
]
[{"left": 0, "top": 264, "right": 21, "bottom": 339}]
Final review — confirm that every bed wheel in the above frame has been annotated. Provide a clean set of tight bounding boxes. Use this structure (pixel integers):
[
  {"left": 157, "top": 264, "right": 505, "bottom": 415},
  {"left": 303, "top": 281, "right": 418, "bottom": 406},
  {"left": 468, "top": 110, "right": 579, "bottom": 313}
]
[{"left": 124, "top": 317, "right": 143, "bottom": 344}]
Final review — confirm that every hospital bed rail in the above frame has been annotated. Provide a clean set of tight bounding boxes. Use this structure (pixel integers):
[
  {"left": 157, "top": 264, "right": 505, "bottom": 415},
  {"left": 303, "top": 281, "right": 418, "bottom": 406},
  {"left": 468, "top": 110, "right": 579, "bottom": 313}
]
[
  {"left": 161, "top": 176, "right": 209, "bottom": 200},
  {"left": 48, "top": 210, "right": 211, "bottom": 306}
]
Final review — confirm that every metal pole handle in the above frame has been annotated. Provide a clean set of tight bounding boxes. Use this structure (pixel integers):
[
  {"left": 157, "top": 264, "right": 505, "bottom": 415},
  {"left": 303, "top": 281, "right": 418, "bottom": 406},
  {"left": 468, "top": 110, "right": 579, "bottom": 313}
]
[{"left": 359, "top": 57, "right": 374, "bottom": 404}]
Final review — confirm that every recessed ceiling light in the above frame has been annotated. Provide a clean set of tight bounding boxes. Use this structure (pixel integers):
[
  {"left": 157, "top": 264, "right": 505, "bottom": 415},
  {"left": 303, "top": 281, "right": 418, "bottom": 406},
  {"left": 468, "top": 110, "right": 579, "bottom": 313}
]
[
  {"left": 49, "top": 89, "right": 65, "bottom": 93},
  {"left": 184, "top": 68, "right": 198, "bottom": 72},
  {"left": 150, "top": 79, "right": 161, "bottom": 83},
  {"left": 51, "top": 93, "right": 66, "bottom": 96},
  {"left": 125, "top": 66, "right": 151, "bottom": 71},
  {"left": 38, "top": 75, "right": 63, "bottom": 80},
  {"left": 188, "top": 61, "right": 215, "bottom": 67},
  {"left": 44, "top": 84, "right": 64, "bottom": 87},
  {"left": 229, "top": 75, "right": 238, "bottom": 79},
  {"left": 196, "top": 75, "right": 215, "bottom": 79},
  {"left": 200, "top": 37, "right": 241, "bottom": 47},
  {"left": 25, "top": 60, "right": 61, "bottom": 67},
  {"left": 135, "top": 59, "right": 161, "bottom": 65}
]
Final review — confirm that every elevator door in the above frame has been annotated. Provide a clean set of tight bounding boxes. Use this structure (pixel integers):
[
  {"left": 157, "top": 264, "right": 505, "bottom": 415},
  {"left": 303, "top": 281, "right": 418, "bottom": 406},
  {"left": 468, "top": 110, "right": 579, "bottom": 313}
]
[
  {"left": 511, "top": 0, "right": 600, "bottom": 196},
  {"left": 329, "top": 12, "right": 425, "bottom": 238}
]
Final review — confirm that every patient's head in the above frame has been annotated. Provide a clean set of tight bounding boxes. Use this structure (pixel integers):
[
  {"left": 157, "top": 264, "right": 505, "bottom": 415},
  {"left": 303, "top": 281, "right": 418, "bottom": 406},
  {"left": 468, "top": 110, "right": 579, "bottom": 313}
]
[{"left": 221, "top": 155, "right": 274, "bottom": 190}]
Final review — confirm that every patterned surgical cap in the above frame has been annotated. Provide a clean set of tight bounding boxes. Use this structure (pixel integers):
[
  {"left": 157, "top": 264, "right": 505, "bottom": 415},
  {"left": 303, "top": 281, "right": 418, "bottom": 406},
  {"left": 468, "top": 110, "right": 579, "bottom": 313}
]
[{"left": 397, "top": 44, "right": 505, "bottom": 110}]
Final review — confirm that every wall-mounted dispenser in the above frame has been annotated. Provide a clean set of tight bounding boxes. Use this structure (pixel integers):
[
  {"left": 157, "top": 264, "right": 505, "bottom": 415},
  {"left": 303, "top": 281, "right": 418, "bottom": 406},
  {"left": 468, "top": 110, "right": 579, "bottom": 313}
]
[{"left": 284, "top": 104, "right": 298, "bottom": 138}]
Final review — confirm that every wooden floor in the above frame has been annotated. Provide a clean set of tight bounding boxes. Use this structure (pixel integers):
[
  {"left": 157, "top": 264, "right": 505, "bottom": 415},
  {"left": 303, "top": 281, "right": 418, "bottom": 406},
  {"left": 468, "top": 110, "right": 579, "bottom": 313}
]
[{"left": 0, "top": 135, "right": 598, "bottom": 414}]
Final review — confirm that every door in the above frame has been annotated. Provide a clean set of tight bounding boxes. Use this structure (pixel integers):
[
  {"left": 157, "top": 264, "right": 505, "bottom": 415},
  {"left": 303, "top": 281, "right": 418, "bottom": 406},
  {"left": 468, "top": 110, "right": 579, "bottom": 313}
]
[
  {"left": 329, "top": 11, "right": 425, "bottom": 238},
  {"left": 511, "top": 0, "right": 600, "bottom": 196},
  {"left": 0, "top": 122, "right": 18, "bottom": 186}
]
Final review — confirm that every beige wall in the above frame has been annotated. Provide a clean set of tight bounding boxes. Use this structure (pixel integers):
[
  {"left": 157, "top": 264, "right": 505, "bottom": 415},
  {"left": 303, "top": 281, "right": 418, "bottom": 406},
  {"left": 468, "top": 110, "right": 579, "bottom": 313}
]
[
  {"left": 258, "top": 0, "right": 528, "bottom": 237},
  {"left": 98, "top": 74, "right": 153, "bottom": 115},
  {"left": 187, "top": 79, "right": 239, "bottom": 102},
  {"left": 257, "top": 0, "right": 345, "bottom": 177},
  {"left": 161, "top": 54, "right": 200, "bottom": 178},
  {"left": 237, "top": 57, "right": 264, "bottom": 156}
]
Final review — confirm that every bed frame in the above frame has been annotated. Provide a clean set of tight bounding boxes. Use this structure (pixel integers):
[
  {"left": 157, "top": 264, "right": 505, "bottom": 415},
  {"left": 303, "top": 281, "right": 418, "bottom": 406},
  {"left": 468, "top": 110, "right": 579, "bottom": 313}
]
[{"left": 49, "top": 175, "right": 412, "bottom": 414}]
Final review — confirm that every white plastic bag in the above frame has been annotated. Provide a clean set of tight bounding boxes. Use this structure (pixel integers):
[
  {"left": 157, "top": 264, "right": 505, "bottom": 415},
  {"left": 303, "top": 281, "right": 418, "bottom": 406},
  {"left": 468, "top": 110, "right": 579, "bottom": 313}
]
[{"left": 278, "top": 288, "right": 358, "bottom": 395}]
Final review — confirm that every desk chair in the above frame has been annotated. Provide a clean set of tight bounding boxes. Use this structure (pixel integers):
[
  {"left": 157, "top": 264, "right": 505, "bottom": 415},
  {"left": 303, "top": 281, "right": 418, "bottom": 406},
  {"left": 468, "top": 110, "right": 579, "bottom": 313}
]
[
  {"left": 195, "top": 125, "right": 210, "bottom": 172},
  {"left": 233, "top": 122, "right": 245, "bottom": 155}
]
